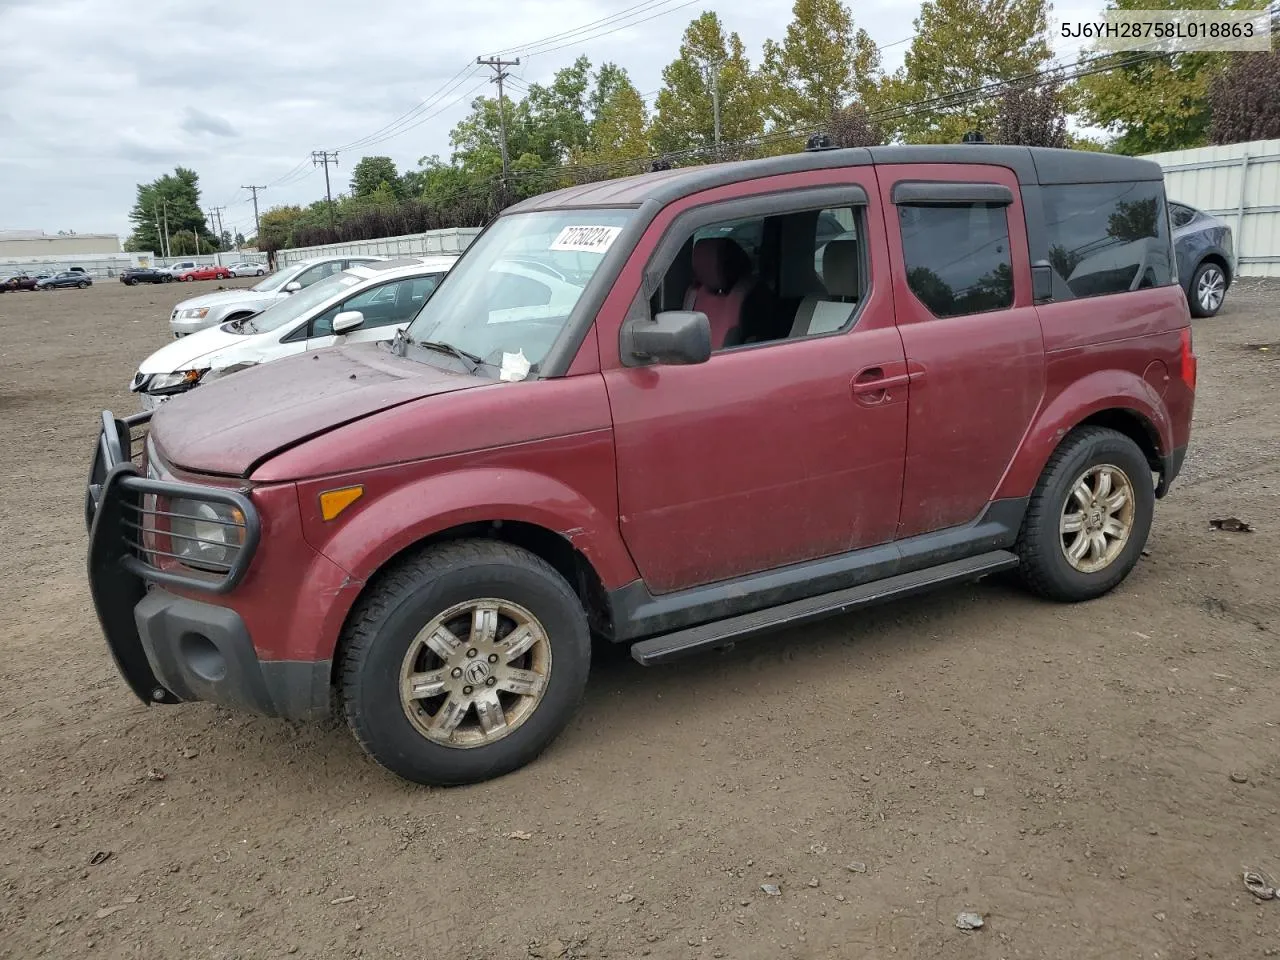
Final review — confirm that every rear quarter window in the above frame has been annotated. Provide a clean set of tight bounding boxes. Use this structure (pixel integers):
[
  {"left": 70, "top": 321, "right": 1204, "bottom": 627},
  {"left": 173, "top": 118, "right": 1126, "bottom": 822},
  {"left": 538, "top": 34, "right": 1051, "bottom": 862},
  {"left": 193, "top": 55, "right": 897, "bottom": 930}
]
[{"left": 1042, "top": 182, "right": 1175, "bottom": 299}]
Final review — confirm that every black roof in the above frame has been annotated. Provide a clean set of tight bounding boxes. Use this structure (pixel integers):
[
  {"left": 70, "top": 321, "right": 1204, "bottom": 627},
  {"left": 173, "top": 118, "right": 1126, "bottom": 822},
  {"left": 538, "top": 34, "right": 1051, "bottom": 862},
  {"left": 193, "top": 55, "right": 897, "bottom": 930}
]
[{"left": 506, "top": 145, "right": 1164, "bottom": 214}]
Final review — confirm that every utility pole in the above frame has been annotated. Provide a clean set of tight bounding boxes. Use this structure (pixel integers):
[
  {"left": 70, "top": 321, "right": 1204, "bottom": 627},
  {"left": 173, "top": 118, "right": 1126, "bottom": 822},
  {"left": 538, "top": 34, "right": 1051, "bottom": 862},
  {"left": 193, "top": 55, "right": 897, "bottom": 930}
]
[
  {"left": 477, "top": 56, "right": 520, "bottom": 180},
  {"left": 242, "top": 185, "right": 265, "bottom": 238},
  {"left": 311, "top": 151, "right": 339, "bottom": 230},
  {"left": 151, "top": 203, "right": 164, "bottom": 259},
  {"left": 704, "top": 60, "right": 722, "bottom": 159},
  {"left": 208, "top": 206, "right": 225, "bottom": 253},
  {"left": 160, "top": 198, "right": 171, "bottom": 259}
]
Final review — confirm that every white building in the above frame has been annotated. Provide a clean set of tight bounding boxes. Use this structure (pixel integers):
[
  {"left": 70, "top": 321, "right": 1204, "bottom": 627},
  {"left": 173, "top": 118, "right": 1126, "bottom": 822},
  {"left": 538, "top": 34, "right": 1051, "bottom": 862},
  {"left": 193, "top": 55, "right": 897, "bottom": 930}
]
[{"left": 0, "top": 230, "right": 122, "bottom": 258}]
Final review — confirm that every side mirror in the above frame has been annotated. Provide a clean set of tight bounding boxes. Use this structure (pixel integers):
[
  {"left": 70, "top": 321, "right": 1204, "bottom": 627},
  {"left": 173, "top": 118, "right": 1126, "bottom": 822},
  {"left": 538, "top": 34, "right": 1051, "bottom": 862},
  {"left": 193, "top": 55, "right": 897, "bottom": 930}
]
[
  {"left": 1031, "top": 260, "right": 1053, "bottom": 303},
  {"left": 331, "top": 310, "right": 364, "bottom": 334},
  {"left": 284, "top": 280, "right": 302, "bottom": 293},
  {"left": 628, "top": 310, "right": 712, "bottom": 366}
]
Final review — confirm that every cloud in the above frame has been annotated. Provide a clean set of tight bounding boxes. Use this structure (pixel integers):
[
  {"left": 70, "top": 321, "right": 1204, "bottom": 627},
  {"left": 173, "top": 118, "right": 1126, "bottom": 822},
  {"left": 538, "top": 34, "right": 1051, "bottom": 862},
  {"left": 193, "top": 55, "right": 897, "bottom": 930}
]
[
  {"left": 0, "top": 0, "right": 1051, "bottom": 240},
  {"left": 181, "top": 107, "right": 237, "bottom": 138}
]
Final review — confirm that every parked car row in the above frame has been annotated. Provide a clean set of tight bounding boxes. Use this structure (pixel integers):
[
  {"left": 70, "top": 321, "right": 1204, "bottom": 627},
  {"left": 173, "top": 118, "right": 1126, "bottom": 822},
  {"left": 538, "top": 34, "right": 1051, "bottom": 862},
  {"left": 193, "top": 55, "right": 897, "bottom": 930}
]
[
  {"left": 3, "top": 266, "right": 90, "bottom": 290},
  {"left": 133, "top": 255, "right": 457, "bottom": 408},
  {"left": 86, "top": 144, "right": 1207, "bottom": 791}
]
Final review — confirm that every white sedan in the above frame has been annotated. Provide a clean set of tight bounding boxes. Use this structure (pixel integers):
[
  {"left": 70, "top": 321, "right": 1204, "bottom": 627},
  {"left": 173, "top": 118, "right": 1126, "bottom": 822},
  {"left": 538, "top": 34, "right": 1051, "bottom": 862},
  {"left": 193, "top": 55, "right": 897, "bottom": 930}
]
[
  {"left": 227, "top": 261, "right": 268, "bottom": 277},
  {"left": 132, "top": 257, "right": 457, "bottom": 410}
]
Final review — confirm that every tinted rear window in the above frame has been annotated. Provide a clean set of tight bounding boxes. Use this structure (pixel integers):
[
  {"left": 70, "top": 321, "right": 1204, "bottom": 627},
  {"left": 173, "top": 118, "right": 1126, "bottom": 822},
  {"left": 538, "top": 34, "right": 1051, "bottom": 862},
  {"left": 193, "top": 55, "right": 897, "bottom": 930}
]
[{"left": 1042, "top": 183, "right": 1174, "bottom": 299}]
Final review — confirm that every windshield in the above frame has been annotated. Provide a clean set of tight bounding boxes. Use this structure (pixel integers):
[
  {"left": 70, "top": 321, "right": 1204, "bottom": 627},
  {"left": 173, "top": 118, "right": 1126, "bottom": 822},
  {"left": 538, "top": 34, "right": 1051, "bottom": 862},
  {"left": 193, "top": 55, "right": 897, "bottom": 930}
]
[
  {"left": 246, "top": 271, "right": 362, "bottom": 334},
  {"left": 402, "top": 209, "right": 633, "bottom": 377}
]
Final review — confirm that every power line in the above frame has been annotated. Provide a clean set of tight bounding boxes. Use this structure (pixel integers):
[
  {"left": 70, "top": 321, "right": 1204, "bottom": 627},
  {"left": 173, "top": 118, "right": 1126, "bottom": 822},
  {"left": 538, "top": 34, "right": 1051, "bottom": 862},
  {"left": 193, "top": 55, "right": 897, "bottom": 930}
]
[
  {"left": 486, "top": 0, "right": 683, "bottom": 57},
  {"left": 335, "top": 63, "right": 482, "bottom": 152},
  {"left": 516, "top": 0, "right": 701, "bottom": 60}
]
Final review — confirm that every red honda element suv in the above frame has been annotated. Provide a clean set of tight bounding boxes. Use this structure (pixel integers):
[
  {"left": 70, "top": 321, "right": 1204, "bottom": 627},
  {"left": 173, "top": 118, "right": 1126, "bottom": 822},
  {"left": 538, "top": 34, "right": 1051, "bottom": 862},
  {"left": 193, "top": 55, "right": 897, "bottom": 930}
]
[{"left": 86, "top": 144, "right": 1195, "bottom": 785}]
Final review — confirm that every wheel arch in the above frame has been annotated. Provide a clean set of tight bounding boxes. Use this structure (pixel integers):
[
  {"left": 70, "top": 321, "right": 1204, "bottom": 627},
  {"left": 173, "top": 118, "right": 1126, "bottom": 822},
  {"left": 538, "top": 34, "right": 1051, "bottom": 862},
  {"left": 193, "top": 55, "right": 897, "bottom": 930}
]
[
  {"left": 996, "top": 373, "right": 1172, "bottom": 502},
  {"left": 327, "top": 518, "right": 615, "bottom": 688}
]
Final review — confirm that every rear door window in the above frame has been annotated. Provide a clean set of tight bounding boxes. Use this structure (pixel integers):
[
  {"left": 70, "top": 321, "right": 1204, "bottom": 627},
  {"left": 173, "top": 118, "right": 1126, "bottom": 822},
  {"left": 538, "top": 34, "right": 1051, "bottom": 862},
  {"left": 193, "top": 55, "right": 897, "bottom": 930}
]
[
  {"left": 1042, "top": 182, "right": 1175, "bottom": 298},
  {"left": 898, "top": 203, "right": 1013, "bottom": 318}
]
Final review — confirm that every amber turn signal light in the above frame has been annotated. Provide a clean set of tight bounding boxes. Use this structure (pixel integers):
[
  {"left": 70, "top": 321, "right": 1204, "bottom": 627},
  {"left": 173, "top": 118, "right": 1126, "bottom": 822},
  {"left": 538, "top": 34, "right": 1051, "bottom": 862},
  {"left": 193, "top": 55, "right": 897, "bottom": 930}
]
[{"left": 319, "top": 485, "right": 363, "bottom": 521}]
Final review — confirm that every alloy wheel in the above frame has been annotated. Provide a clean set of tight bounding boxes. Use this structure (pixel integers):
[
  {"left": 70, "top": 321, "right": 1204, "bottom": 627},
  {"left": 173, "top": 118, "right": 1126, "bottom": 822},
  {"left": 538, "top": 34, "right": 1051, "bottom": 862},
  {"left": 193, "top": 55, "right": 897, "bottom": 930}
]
[
  {"left": 1059, "top": 463, "right": 1136, "bottom": 574},
  {"left": 399, "top": 598, "right": 552, "bottom": 749}
]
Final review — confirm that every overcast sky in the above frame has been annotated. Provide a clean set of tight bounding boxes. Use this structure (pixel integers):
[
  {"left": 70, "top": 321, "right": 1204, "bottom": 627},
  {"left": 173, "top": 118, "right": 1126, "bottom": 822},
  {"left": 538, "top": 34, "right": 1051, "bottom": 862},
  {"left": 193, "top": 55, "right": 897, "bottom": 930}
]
[{"left": 0, "top": 0, "right": 1100, "bottom": 242}]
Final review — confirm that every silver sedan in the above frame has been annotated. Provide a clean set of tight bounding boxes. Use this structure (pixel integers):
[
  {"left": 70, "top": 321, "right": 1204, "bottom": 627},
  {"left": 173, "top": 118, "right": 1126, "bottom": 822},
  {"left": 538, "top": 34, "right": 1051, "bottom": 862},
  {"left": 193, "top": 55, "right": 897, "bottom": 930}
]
[{"left": 227, "top": 261, "right": 268, "bottom": 277}]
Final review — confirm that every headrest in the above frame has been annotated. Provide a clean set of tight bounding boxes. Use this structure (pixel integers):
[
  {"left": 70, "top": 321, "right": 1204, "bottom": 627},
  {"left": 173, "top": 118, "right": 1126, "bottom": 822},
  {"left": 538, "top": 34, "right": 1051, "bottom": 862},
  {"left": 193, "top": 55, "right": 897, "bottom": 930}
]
[
  {"left": 692, "top": 237, "right": 750, "bottom": 294},
  {"left": 822, "top": 239, "right": 860, "bottom": 299}
]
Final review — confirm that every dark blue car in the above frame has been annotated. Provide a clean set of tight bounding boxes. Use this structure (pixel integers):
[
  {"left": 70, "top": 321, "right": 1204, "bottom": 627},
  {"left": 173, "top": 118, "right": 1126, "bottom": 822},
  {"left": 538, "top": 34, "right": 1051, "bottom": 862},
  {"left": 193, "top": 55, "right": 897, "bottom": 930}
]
[
  {"left": 35, "top": 271, "right": 92, "bottom": 290},
  {"left": 1171, "top": 201, "right": 1234, "bottom": 318}
]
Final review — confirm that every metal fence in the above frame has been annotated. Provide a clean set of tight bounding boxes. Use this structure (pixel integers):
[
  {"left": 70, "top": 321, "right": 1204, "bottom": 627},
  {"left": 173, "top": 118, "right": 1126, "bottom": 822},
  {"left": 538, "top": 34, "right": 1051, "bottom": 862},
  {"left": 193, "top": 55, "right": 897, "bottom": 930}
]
[
  {"left": 153, "top": 252, "right": 267, "bottom": 270},
  {"left": 1143, "top": 138, "right": 1280, "bottom": 278},
  {"left": 276, "top": 227, "right": 482, "bottom": 267}
]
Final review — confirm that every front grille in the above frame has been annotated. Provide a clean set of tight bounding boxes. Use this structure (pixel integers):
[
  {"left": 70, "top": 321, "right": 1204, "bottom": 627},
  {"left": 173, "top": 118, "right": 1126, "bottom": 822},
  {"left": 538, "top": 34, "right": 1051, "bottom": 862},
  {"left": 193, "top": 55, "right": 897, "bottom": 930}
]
[{"left": 86, "top": 411, "right": 259, "bottom": 594}]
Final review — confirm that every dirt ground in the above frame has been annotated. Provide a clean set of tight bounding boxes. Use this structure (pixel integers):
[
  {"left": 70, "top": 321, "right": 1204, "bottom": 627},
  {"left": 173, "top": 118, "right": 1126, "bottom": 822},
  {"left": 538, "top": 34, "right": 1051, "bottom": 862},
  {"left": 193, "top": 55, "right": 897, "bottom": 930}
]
[{"left": 1, "top": 274, "right": 1278, "bottom": 960}]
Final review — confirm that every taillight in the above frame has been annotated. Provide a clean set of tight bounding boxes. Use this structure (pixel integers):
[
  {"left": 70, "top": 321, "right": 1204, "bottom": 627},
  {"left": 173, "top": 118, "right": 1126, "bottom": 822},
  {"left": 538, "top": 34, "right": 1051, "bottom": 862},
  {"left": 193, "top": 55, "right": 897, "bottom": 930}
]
[{"left": 1179, "top": 327, "right": 1197, "bottom": 390}]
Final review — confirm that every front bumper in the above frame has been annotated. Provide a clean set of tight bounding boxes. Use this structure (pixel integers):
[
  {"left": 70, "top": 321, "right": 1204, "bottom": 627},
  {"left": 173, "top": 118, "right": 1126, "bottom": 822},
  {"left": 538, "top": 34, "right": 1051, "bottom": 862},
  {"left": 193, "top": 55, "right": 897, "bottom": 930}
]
[{"left": 85, "top": 411, "right": 330, "bottom": 720}]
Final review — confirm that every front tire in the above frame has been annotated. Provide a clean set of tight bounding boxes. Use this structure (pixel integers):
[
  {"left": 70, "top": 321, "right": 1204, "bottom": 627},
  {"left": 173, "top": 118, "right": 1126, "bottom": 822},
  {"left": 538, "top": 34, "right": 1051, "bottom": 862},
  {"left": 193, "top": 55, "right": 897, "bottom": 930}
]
[
  {"left": 1015, "top": 427, "right": 1154, "bottom": 602},
  {"left": 78, "top": 281, "right": 88, "bottom": 288},
  {"left": 1189, "top": 261, "right": 1226, "bottom": 318},
  {"left": 339, "top": 540, "right": 591, "bottom": 786}
]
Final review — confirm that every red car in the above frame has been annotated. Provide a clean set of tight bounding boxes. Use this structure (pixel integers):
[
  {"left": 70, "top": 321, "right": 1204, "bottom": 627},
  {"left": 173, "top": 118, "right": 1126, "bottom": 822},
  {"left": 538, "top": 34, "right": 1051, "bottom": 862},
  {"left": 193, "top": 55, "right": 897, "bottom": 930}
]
[
  {"left": 1, "top": 273, "right": 40, "bottom": 291},
  {"left": 174, "top": 264, "right": 231, "bottom": 281},
  {"left": 86, "top": 144, "right": 1194, "bottom": 787}
]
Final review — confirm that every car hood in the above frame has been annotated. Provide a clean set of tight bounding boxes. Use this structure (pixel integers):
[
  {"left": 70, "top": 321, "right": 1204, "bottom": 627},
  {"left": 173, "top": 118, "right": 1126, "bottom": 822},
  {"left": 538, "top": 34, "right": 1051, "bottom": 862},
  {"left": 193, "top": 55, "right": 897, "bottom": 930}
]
[
  {"left": 149, "top": 343, "right": 489, "bottom": 477},
  {"left": 173, "top": 287, "right": 279, "bottom": 311},
  {"left": 138, "top": 323, "right": 254, "bottom": 376}
]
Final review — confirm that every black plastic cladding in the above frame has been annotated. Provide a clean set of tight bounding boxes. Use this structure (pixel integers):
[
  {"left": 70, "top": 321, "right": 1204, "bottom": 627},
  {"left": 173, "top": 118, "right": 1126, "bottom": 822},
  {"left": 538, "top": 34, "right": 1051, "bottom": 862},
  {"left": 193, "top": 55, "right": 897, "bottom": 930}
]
[{"left": 527, "top": 145, "right": 1165, "bottom": 378}]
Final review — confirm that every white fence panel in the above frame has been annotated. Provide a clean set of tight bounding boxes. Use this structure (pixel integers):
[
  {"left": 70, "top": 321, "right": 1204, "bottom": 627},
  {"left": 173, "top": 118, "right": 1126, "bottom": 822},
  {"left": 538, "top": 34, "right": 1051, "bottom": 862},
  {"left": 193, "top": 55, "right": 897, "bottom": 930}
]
[
  {"left": 1143, "top": 139, "right": 1280, "bottom": 278},
  {"left": 277, "top": 227, "right": 482, "bottom": 267}
]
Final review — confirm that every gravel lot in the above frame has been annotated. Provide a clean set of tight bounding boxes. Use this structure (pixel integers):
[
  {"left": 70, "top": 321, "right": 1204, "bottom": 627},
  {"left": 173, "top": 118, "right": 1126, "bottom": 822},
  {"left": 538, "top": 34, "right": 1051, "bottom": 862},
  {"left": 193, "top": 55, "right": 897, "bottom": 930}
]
[{"left": 2, "top": 276, "right": 1278, "bottom": 959}]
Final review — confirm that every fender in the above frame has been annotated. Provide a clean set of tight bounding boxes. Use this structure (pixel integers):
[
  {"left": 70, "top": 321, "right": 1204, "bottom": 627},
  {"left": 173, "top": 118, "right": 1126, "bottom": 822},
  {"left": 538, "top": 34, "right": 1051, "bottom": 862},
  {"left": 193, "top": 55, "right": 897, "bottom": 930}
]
[
  {"left": 995, "top": 368, "right": 1171, "bottom": 501},
  {"left": 298, "top": 452, "right": 637, "bottom": 583}
]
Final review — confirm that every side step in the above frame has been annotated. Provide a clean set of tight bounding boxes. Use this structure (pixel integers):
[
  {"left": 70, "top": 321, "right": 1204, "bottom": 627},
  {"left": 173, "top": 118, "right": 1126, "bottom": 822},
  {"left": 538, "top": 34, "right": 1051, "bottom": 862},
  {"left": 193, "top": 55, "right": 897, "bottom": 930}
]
[{"left": 630, "top": 550, "right": 1018, "bottom": 666}]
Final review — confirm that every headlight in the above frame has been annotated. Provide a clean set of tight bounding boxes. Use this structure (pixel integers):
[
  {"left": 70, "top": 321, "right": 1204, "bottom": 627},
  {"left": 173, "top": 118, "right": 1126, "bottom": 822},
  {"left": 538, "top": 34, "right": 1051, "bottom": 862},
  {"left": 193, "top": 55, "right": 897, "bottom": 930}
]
[
  {"left": 167, "top": 498, "right": 246, "bottom": 571},
  {"left": 177, "top": 307, "right": 210, "bottom": 320},
  {"left": 148, "top": 369, "right": 206, "bottom": 393}
]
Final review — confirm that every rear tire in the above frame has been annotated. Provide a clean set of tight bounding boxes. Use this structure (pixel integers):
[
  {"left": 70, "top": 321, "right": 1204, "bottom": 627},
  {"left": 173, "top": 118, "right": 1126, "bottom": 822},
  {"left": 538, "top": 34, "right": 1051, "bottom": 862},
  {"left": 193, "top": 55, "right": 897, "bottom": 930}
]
[
  {"left": 339, "top": 540, "right": 591, "bottom": 786},
  {"left": 1015, "top": 427, "right": 1154, "bottom": 602},
  {"left": 1188, "top": 261, "right": 1226, "bottom": 318}
]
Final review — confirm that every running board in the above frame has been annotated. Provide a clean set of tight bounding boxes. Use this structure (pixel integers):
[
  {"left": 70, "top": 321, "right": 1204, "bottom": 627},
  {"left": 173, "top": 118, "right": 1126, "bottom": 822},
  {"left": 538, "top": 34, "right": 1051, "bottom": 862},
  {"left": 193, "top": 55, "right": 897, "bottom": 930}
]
[{"left": 630, "top": 550, "right": 1019, "bottom": 666}]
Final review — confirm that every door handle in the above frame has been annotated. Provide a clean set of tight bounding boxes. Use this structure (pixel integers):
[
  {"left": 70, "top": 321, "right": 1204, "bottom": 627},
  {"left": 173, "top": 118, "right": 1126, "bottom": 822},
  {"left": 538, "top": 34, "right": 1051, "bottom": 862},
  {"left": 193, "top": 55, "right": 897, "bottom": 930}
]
[{"left": 852, "top": 369, "right": 911, "bottom": 395}]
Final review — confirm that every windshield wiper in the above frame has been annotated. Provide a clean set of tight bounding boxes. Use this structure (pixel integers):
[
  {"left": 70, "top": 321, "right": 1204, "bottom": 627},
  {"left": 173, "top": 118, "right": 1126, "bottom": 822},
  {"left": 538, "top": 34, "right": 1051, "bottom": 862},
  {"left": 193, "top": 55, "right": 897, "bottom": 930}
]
[{"left": 407, "top": 337, "right": 482, "bottom": 373}]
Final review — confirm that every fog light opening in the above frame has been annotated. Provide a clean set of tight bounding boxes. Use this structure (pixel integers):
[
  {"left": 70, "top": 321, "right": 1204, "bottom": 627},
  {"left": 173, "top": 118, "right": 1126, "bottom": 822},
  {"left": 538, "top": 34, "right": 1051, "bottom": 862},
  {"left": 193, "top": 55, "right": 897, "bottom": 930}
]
[{"left": 180, "top": 632, "right": 227, "bottom": 682}]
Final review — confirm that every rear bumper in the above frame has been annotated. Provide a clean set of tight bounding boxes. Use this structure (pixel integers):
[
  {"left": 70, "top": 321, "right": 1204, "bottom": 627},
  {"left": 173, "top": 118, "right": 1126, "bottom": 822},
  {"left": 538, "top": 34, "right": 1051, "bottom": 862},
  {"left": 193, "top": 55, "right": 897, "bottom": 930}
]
[{"left": 1156, "top": 444, "right": 1187, "bottom": 498}]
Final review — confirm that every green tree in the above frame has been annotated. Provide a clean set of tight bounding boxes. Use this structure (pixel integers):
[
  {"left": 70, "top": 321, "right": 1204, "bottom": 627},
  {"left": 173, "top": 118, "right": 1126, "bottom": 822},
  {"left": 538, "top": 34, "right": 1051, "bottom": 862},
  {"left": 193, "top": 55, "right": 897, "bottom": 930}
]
[
  {"left": 124, "top": 167, "right": 216, "bottom": 253},
  {"left": 349, "top": 156, "right": 403, "bottom": 199},
  {"left": 877, "top": 0, "right": 1052, "bottom": 143},
  {"left": 1073, "top": 0, "right": 1259, "bottom": 154},
  {"left": 255, "top": 205, "right": 306, "bottom": 253},
  {"left": 759, "top": 0, "right": 881, "bottom": 133},
  {"left": 450, "top": 94, "right": 539, "bottom": 176},
  {"left": 650, "top": 12, "right": 764, "bottom": 156},
  {"left": 524, "top": 57, "right": 594, "bottom": 163},
  {"left": 1209, "top": 51, "right": 1280, "bottom": 145},
  {"left": 579, "top": 65, "right": 649, "bottom": 166}
]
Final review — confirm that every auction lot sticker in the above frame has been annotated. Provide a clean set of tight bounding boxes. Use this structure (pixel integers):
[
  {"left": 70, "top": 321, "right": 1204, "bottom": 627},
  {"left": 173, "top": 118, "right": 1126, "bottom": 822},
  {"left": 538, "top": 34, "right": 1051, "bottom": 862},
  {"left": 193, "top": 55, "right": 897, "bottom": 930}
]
[{"left": 550, "top": 225, "right": 623, "bottom": 254}]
